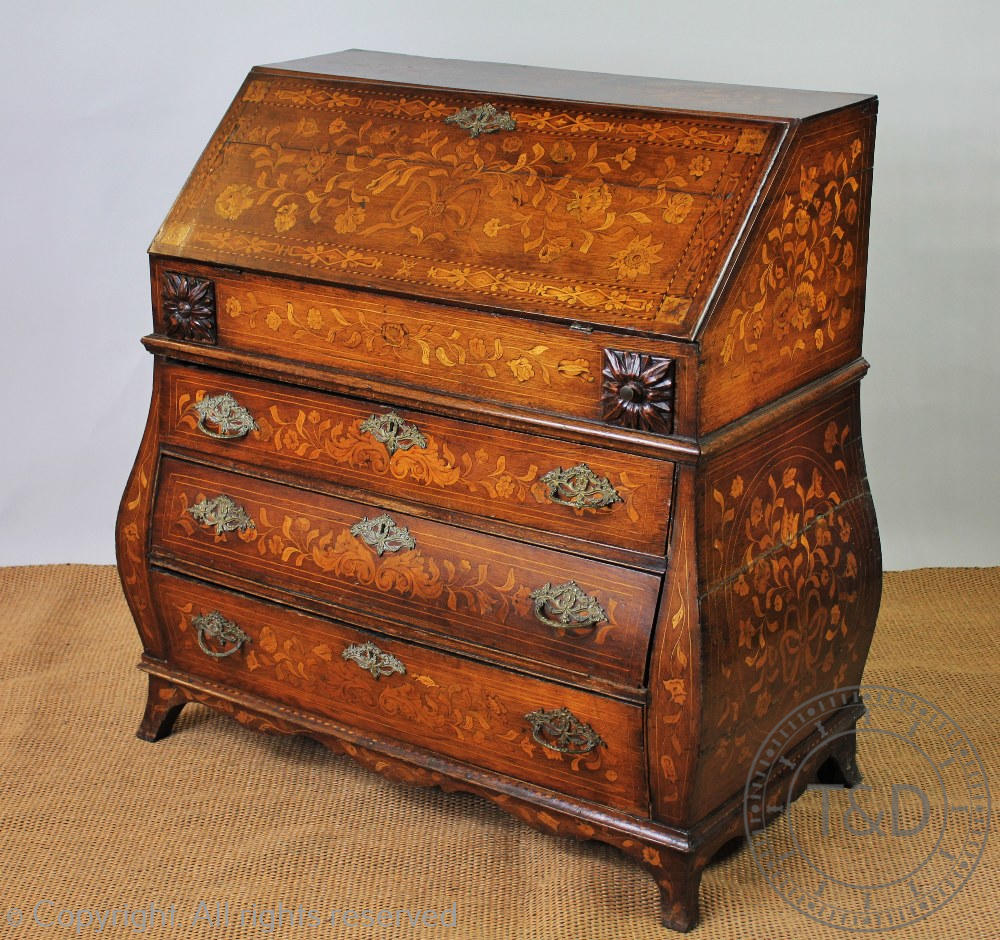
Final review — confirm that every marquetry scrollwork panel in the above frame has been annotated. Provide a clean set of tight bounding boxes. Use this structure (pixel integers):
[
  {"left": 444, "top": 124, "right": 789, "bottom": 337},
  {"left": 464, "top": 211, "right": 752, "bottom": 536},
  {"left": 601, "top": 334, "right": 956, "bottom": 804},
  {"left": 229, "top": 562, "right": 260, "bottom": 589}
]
[
  {"left": 700, "top": 114, "right": 876, "bottom": 430},
  {"left": 152, "top": 76, "right": 781, "bottom": 332}
]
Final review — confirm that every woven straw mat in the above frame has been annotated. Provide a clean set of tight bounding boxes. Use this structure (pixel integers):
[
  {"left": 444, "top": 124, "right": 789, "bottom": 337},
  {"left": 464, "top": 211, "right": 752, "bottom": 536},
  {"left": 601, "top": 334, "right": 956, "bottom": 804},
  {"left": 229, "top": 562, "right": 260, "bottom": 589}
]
[{"left": 0, "top": 565, "right": 996, "bottom": 939}]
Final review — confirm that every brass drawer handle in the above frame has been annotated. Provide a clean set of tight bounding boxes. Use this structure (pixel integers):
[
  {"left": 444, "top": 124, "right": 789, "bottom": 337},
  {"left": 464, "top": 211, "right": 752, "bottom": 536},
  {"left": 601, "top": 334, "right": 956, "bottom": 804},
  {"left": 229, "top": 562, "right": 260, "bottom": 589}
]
[
  {"left": 444, "top": 103, "right": 516, "bottom": 138},
  {"left": 524, "top": 707, "right": 605, "bottom": 755},
  {"left": 343, "top": 641, "right": 406, "bottom": 679},
  {"left": 350, "top": 513, "right": 416, "bottom": 555},
  {"left": 540, "top": 463, "right": 622, "bottom": 510},
  {"left": 188, "top": 494, "right": 255, "bottom": 535},
  {"left": 192, "top": 611, "right": 249, "bottom": 658},
  {"left": 193, "top": 392, "right": 258, "bottom": 440},
  {"left": 359, "top": 410, "right": 427, "bottom": 456},
  {"left": 530, "top": 581, "right": 608, "bottom": 633}
]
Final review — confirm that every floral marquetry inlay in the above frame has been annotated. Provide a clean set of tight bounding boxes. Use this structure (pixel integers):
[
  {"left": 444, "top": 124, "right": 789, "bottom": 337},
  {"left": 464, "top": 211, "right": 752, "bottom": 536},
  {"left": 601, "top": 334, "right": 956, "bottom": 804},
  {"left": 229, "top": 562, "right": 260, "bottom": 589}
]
[
  {"left": 220, "top": 287, "right": 597, "bottom": 396},
  {"left": 161, "top": 481, "right": 648, "bottom": 683},
  {"left": 701, "top": 402, "right": 881, "bottom": 782},
  {"left": 153, "top": 75, "right": 780, "bottom": 333},
  {"left": 719, "top": 136, "right": 867, "bottom": 364}
]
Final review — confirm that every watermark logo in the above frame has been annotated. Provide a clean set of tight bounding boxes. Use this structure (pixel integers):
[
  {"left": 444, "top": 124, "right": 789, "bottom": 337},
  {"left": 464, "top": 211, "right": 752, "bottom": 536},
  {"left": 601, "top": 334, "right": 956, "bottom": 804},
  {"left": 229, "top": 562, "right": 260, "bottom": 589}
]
[{"left": 744, "top": 686, "right": 989, "bottom": 932}]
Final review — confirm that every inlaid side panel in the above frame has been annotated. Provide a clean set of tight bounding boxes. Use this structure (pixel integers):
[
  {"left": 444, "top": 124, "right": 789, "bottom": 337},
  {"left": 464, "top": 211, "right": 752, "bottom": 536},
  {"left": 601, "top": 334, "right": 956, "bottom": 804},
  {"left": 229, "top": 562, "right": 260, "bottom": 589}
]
[
  {"left": 150, "top": 570, "right": 649, "bottom": 814},
  {"left": 149, "top": 458, "right": 661, "bottom": 686},
  {"left": 160, "top": 363, "right": 675, "bottom": 555},
  {"left": 151, "top": 73, "right": 783, "bottom": 334},
  {"left": 698, "top": 104, "right": 877, "bottom": 432},
  {"left": 115, "top": 366, "right": 165, "bottom": 658},
  {"left": 690, "top": 385, "right": 881, "bottom": 816}
]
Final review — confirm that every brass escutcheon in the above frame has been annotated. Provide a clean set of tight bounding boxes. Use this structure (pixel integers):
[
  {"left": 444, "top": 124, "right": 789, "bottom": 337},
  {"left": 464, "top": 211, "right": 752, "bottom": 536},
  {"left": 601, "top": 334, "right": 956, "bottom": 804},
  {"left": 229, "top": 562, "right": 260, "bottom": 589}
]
[
  {"left": 540, "top": 463, "right": 622, "bottom": 510},
  {"left": 530, "top": 581, "right": 608, "bottom": 633},
  {"left": 193, "top": 392, "right": 257, "bottom": 440},
  {"left": 188, "top": 494, "right": 255, "bottom": 535},
  {"left": 359, "top": 410, "right": 427, "bottom": 456},
  {"left": 343, "top": 641, "right": 406, "bottom": 679},
  {"left": 444, "top": 103, "right": 516, "bottom": 138},
  {"left": 192, "top": 611, "right": 249, "bottom": 659},
  {"left": 350, "top": 513, "right": 416, "bottom": 556},
  {"left": 524, "top": 707, "right": 604, "bottom": 755}
]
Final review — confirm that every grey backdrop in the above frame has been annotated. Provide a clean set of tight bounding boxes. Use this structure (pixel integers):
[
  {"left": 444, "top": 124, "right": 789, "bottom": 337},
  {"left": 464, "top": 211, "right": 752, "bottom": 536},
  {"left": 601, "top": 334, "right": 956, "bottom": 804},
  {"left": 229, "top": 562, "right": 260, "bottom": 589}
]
[{"left": 1, "top": 0, "right": 997, "bottom": 568}]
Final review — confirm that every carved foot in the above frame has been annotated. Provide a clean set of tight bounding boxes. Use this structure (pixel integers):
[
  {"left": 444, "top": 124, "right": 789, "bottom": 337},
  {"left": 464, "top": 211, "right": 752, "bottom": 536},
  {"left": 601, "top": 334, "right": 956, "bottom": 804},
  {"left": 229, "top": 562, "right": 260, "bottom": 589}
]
[
  {"left": 137, "top": 674, "right": 188, "bottom": 742},
  {"left": 652, "top": 854, "right": 705, "bottom": 932},
  {"left": 816, "top": 730, "right": 862, "bottom": 788}
]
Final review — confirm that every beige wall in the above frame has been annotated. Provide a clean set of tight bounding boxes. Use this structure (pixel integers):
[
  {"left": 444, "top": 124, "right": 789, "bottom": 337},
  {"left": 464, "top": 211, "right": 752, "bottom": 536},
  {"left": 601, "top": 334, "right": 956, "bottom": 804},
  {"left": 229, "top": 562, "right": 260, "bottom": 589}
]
[{"left": 0, "top": 0, "right": 996, "bottom": 567}]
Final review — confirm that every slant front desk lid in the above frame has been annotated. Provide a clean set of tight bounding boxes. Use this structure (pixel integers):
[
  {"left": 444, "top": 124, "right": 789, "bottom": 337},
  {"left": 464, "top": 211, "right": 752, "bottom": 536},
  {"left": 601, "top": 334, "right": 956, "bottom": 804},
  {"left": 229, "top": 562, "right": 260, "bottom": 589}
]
[{"left": 151, "top": 50, "right": 873, "bottom": 339}]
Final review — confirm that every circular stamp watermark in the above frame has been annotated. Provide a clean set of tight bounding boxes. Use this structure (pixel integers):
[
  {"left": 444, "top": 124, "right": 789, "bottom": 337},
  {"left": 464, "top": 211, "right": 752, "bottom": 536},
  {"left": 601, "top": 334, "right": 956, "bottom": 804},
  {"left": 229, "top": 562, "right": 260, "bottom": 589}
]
[{"left": 744, "top": 686, "right": 989, "bottom": 932}]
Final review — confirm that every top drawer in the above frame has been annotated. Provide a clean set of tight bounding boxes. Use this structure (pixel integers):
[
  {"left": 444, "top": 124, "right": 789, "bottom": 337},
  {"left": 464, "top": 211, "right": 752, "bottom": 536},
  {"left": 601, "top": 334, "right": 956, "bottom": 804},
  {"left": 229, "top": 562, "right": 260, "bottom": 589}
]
[{"left": 150, "top": 260, "right": 695, "bottom": 439}]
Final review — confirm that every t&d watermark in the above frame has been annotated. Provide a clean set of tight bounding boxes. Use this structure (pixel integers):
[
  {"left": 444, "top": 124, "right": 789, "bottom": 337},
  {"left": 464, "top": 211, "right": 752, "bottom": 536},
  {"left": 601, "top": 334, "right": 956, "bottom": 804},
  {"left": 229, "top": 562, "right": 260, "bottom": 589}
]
[{"left": 744, "top": 686, "right": 989, "bottom": 932}]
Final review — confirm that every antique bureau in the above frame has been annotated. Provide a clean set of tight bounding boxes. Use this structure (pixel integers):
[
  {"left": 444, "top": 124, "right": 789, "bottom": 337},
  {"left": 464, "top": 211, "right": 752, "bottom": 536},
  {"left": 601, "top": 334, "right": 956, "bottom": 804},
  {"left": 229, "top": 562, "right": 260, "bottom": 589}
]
[{"left": 117, "top": 50, "right": 882, "bottom": 930}]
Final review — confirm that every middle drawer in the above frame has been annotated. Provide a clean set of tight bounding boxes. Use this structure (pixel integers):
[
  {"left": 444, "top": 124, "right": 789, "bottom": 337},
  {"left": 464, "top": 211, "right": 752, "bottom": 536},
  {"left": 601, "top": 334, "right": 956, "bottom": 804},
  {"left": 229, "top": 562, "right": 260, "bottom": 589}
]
[
  {"left": 159, "top": 362, "right": 674, "bottom": 557},
  {"left": 150, "top": 456, "right": 660, "bottom": 687}
]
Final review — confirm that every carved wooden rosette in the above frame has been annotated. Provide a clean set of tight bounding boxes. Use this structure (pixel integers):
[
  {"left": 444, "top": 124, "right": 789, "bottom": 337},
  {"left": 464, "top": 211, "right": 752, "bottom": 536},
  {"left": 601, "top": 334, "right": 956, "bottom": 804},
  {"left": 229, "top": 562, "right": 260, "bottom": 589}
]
[
  {"left": 601, "top": 349, "right": 676, "bottom": 435},
  {"left": 162, "top": 271, "right": 216, "bottom": 343}
]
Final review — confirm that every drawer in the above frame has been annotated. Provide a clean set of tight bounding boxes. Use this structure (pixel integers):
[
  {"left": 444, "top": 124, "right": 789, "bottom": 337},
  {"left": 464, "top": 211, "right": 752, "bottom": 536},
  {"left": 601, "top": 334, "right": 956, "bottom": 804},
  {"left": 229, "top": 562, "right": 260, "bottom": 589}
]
[
  {"left": 150, "top": 457, "right": 661, "bottom": 687},
  {"left": 151, "top": 570, "right": 649, "bottom": 815},
  {"left": 151, "top": 260, "right": 695, "bottom": 438},
  {"left": 161, "top": 362, "right": 674, "bottom": 556}
]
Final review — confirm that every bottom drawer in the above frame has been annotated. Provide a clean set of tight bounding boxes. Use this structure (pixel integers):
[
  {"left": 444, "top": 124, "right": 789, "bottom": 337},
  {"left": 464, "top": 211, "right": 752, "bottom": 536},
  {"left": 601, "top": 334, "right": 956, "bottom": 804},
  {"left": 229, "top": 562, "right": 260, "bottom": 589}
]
[{"left": 150, "top": 570, "right": 649, "bottom": 815}]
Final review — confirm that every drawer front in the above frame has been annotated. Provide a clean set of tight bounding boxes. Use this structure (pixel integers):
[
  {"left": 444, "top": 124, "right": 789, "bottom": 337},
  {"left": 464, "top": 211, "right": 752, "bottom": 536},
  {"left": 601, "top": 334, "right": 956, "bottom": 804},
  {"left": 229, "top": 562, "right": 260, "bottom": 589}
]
[
  {"left": 161, "top": 363, "right": 674, "bottom": 556},
  {"left": 151, "top": 260, "right": 694, "bottom": 438},
  {"left": 150, "top": 458, "right": 660, "bottom": 686},
  {"left": 151, "top": 570, "right": 649, "bottom": 814}
]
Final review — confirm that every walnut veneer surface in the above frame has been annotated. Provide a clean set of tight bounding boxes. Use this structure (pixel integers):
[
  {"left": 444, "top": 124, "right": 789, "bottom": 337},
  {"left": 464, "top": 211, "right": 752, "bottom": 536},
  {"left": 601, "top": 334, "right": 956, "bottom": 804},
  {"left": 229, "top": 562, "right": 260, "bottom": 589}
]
[{"left": 118, "top": 49, "right": 882, "bottom": 931}]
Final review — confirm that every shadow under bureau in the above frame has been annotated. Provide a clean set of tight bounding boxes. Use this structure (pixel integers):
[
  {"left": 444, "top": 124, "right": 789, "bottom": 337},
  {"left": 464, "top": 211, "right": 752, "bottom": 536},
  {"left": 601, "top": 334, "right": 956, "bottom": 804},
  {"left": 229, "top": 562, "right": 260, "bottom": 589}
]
[{"left": 117, "top": 49, "right": 882, "bottom": 931}]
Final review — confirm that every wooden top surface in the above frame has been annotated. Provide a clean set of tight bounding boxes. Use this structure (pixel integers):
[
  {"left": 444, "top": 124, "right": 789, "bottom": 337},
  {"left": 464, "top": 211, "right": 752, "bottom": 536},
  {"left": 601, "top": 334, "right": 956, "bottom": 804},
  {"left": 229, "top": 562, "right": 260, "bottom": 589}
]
[{"left": 263, "top": 49, "right": 874, "bottom": 120}]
